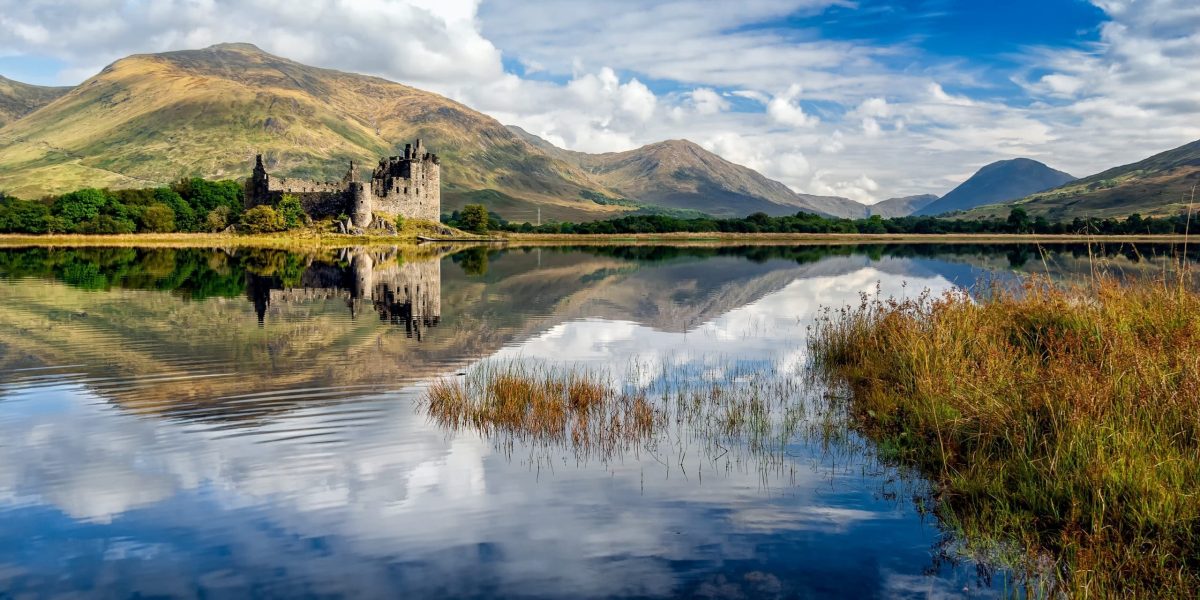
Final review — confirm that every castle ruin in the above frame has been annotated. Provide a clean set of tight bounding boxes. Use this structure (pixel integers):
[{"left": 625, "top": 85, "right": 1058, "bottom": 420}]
[{"left": 247, "top": 139, "right": 440, "bottom": 226}]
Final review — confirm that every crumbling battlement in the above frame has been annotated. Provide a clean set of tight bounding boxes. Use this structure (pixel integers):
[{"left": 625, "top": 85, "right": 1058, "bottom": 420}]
[{"left": 247, "top": 139, "right": 440, "bottom": 227}]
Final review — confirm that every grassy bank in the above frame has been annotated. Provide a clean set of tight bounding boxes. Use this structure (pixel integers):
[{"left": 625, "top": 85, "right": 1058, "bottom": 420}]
[
  {"left": 809, "top": 275, "right": 1200, "bottom": 596},
  {"left": 1, "top": 231, "right": 1195, "bottom": 249},
  {"left": 0, "top": 220, "right": 487, "bottom": 249}
]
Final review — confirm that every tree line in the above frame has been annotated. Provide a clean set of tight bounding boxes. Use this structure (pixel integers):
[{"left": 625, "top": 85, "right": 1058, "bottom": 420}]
[
  {"left": 4, "top": 181, "right": 1195, "bottom": 237},
  {"left": 456, "top": 206, "right": 1195, "bottom": 236},
  {"left": 0, "top": 180, "right": 326, "bottom": 235},
  {"left": 0, "top": 180, "right": 245, "bottom": 234}
]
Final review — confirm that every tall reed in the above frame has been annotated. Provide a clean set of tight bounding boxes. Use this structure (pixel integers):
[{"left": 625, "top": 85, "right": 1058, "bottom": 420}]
[
  {"left": 420, "top": 359, "right": 825, "bottom": 480},
  {"left": 809, "top": 273, "right": 1200, "bottom": 596}
]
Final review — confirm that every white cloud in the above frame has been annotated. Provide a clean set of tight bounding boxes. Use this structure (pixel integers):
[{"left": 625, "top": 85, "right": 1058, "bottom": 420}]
[
  {"left": 688, "top": 88, "right": 730, "bottom": 115},
  {"left": 2, "top": 0, "right": 1200, "bottom": 204},
  {"left": 862, "top": 117, "right": 882, "bottom": 138},
  {"left": 767, "top": 84, "right": 819, "bottom": 128}
]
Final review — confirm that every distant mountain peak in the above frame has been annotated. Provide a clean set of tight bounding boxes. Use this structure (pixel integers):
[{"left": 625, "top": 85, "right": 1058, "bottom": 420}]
[
  {"left": 868, "top": 194, "right": 939, "bottom": 218},
  {"left": 505, "top": 127, "right": 867, "bottom": 218},
  {"left": 960, "top": 138, "right": 1200, "bottom": 220},
  {"left": 205, "top": 42, "right": 267, "bottom": 52},
  {"left": 915, "top": 157, "right": 1074, "bottom": 216}
]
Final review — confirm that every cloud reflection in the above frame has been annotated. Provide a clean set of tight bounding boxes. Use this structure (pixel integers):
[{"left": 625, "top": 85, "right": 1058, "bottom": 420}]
[{"left": 0, "top": 253, "right": 989, "bottom": 597}]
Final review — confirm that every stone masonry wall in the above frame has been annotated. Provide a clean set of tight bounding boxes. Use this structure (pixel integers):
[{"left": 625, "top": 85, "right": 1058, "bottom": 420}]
[
  {"left": 247, "top": 141, "right": 440, "bottom": 226},
  {"left": 373, "top": 156, "right": 441, "bottom": 223}
]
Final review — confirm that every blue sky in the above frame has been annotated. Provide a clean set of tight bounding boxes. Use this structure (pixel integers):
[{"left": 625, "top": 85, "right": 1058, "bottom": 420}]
[{"left": 1, "top": 0, "right": 1197, "bottom": 203}]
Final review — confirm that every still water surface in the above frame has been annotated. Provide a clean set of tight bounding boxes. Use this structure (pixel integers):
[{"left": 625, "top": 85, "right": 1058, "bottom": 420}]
[{"left": 0, "top": 243, "right": 1187, "bottom": 598}]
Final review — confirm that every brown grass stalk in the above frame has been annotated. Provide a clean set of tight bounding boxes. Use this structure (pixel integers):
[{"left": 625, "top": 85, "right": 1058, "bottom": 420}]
[{"left": 810, "top": 273, "right": 1200, "bottom": 596}]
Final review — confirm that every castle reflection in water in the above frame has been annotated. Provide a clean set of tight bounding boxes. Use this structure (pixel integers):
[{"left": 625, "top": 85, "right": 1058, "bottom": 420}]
[{"left": 245, "top": 248, "right": 441, "bottom": 339}]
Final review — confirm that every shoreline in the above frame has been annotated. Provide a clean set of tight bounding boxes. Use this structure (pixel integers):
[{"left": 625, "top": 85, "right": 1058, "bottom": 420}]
[
  {"left": 0, "top": 231, "right": 1195, "bottom": 249},
  {"left": 500, "top": 232, "right": 1199, "bottom": 246}
]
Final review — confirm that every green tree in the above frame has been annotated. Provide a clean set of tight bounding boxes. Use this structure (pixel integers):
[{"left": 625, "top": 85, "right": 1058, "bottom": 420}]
[
  {"left": 153, "top": 188, "right": 196, "bottom": 231},
  {"left": 859, "top": 215, "right": 887, "bottom": 234},
  {"left": 1007, "top": 207, "right": 1030, "bottom": 233},
  {"left": 139, "top": 203, "right": 177, "bottom": 233},
  {"left": 75, "top": 214, "right": 136, "bottom": 234},
  {"left": 239, "top": 205, "right": 286, "bottom": 233},
  {"left": 52, "top": 188, "right": 109, "bottom": 224},
  {"left": 277, "top": 195, "right": 307, "bottom": 229},
  {"left": 0, "top": 199, "right": 51, "bottom": 233},
  {"left": 459, "top": 204, "right": 490, "bottom": 233},
  {"left": 173, "top": 178, "right": 243, "bottom": 219}
]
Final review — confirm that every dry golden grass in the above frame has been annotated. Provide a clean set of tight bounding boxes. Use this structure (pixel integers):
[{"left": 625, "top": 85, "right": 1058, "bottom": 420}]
[
  {"left": 423, "top": 363, "right": 662, "bottom": 462},
  {"left": 421, "top": 360, "right": 818, "bottom": 474},
  {"left": 810, "top": 273, "right": 1200, "bottom": 597},
  {"left": 0, "top": 219, "right": 484, "bottom": 250}
]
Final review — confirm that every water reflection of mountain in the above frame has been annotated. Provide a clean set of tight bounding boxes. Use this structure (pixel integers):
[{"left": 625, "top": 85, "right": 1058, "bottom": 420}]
[{"left": 1, "top": 243, "right": 1193, "bottom": 423}]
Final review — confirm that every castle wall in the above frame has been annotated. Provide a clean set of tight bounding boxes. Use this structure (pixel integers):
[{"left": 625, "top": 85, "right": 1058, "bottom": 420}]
[
  {"left": 246, "top": 142, "right": 441, "bottom": 226},
  {"left": 267, "top": 177, "right": 351, "bottom": 218},
  {"left": 373, "top": 156, "right": 441, "bottom": 222}
]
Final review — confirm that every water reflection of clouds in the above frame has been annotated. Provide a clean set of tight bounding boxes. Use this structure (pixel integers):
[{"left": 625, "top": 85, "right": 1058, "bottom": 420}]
[
  {"left": 0, "top": 259, "right": 984, "bottom": 597},
  {"left": 492, "top": 267, "right": 956, "bottom": 386}
]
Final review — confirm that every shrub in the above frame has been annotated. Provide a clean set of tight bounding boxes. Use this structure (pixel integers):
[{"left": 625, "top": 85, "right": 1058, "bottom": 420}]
[
  {"left": 277, "top": 194, "right": 307, "bottom": 229},
  {"left": 75, "top": 215, "right": 136, "bottom": 234},
  {"left": 138, "top": 203, "right": 177, "bottom": 233},
  {"left": 459, "top": 204, "right": 490, "bottom": 233},
  {"left": 239, "top": 205, "right": 285, "bottom": 234},
  {"left": 204, "top": 206, "right": 232, "bottom": 232},
  {"left": 394, "top": 214, "right": 405, "bottom": 231}
]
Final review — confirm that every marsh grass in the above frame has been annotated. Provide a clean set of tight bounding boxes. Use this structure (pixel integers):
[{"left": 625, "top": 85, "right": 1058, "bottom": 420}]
[
  {"left": 420, "top": 358, "right": 838, "bottom": 482},
  {"left": 424, "top": 362, "right": 661, "bottom": 461},
  {"left": 809, "top": 273, "right": 1200, "bottom": 596}
]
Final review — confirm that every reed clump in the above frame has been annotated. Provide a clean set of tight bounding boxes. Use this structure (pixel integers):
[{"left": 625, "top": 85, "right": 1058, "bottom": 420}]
[
  {"left": 421, "top": 359, "right": 818, "bottom": 477},
  {"left": 810, "top": 275, "right": 1200, "bottom": 596},
  {"left": 423, "top": 363, "right": 663, "bottom": 461}
]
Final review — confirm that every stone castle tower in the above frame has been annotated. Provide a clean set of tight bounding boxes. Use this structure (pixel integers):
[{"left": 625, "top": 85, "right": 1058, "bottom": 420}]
[{"left": 247, "top": 140, "right": 440, "bottom": 226}]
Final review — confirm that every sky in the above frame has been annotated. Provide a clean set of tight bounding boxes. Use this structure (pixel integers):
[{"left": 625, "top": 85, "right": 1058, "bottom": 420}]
[{"left": 1, "top": 0, "right": 1198, "bottom": 204}]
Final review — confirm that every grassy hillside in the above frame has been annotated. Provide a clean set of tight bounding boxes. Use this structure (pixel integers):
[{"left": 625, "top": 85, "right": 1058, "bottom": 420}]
[
  {"left": 0, "top": 75, "right": 71, "bottom": 128},
  {"left": 964, "top": 139, "right": 1200, "bottom": 220},
  {"left": 0, "top": 44, "right": 622, "bottom": 222},
  {"left": 508, "top": 126, "right": 867, "bottom": 219},
  {"left": 0, "top": 44, "right": 873, "bottom": 223}
]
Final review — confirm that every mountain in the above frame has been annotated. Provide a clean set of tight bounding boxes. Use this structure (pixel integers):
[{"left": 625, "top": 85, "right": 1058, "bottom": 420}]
[
  {"left": 914, "top": 158, "right": 1075, "bottom": 216},
  {"left": 962, "top": 139, "right": 1200, "bottom": 220},
  {"left": 0, "top": 75, "right": 71, "bottom": 128},
  {"left": 508, "top": 126, "right": 868, "bottom": 219},
  {"left": 868, "top": 194, "right": 938, "bottom": 218},
  {"left": 0, "top": 43, "right": 866, "bottom": 222},
  {"left": 0, "top": 43, "right": 624, "bottom": 221}
]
